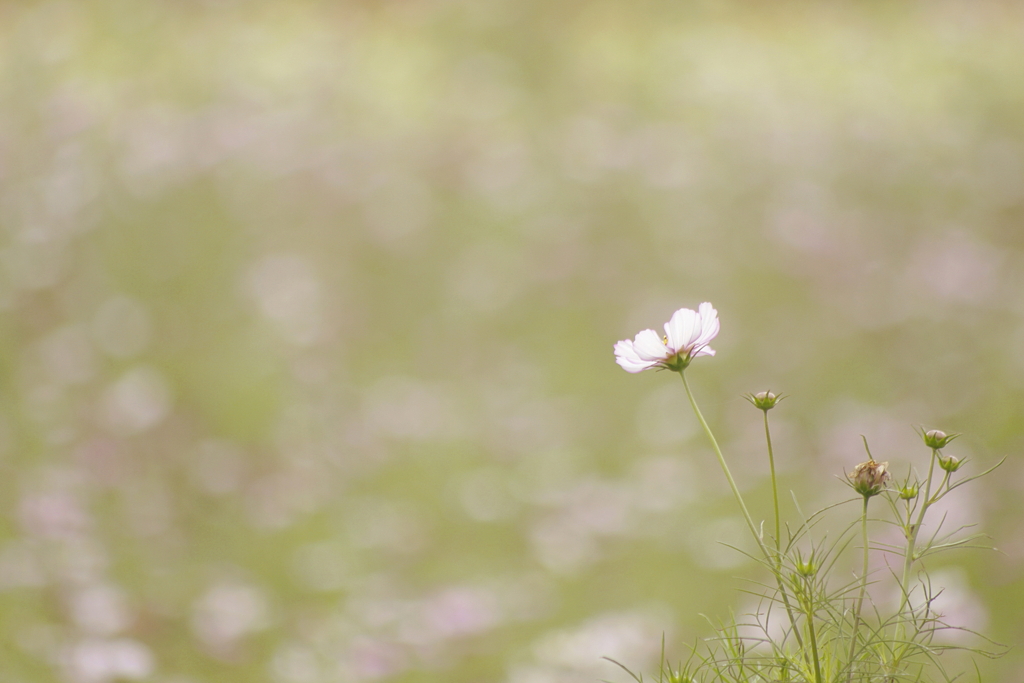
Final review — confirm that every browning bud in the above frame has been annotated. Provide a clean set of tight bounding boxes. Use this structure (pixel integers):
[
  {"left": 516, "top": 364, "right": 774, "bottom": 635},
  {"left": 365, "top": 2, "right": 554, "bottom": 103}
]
[{"left": 849, "top": 459, "right": 890, "bottom": 497}]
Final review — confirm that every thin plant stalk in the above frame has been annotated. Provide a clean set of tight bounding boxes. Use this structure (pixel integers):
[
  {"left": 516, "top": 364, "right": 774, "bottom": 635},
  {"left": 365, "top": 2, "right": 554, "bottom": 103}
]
[
  {"left": 761, "top": 407, "right": 805, "bottom": 651},
  {"left": 680, "top": 372, "right": 763, "bottom": 553},
  {"left": 897, "top": 454, "right": 937, "bottom": 618},
  {"left": 763, "top": 410, "right": 782, "bottom": 557},
  {"left": 896, "top": 449, "right": 937, "bottom": 636},
  {"left": 846, "top": 494, "right": 871, "bottom": 683},
  {"left": 803, "top": 591, "right": 824, "bottom": 683},
  {"left": 681, "top": 372, "right": 805, "bottom": 652}
]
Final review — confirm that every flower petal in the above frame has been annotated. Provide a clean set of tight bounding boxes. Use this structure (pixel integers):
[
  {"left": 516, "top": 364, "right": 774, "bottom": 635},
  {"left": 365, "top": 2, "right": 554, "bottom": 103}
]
[
  {"left": 614, "top": 339, "right": 657, "bottom": 373},
  {"left": 632, "top": 329, "right": 670, "bottom": 362},
  {"left": 693, "top": 302, "right": 720, "bottom": 347},
  {"left": 692, "top": 345, "right": 716, "bottom": 358},
  {"left": 664, "top": 307, "right": 698, "bottom": 352}
]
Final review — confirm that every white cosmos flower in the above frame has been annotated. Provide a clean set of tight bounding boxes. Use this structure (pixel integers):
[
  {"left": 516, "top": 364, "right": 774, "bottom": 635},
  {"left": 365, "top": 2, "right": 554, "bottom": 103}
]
[{"left": 614, "top": 303, "right": 719, "bottom": 373}]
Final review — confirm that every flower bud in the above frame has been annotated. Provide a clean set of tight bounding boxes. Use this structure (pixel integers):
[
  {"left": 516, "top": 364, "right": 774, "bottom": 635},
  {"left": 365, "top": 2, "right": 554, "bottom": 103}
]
[
  {"left": 791, "top": 549, "right": 818, "bottom": 579},
  {"left": 938, "top": 454, "right": 963, "bottom": 473},
  {"left": 796, "top": 558, "right": 817, "bottom": 577},
  {"left": 898, "top": 485, "right": 918, "bottom": 500},
  {"left": 922, "top": 429, "right": 959, "bottom": 450},
  {"left": 848, "top": 460, "right": 890, "bottom": 497},
  {"left": 744, "top": 390, "right": 784, "bottom": 411}
]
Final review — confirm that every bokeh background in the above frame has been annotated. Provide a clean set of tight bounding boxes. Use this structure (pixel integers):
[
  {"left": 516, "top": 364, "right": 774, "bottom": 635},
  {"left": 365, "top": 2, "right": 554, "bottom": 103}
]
[{"left": 2, "top": 1, "right": 1023, "bottom": 681}]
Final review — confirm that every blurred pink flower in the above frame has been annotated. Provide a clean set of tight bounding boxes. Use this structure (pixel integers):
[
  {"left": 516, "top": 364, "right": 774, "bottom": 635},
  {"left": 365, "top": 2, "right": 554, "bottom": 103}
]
[{"left": 614, "top": 303, "right": 719, "bottom": 373}]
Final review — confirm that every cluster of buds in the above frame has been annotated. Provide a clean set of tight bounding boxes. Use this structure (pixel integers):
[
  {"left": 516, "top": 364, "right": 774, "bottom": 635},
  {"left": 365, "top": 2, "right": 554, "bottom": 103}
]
[
  {"left": 922, "top": 428, "right": 966, "bottom": 473},
  {"left": 848, "top": 459, "right": 890, "bottom": 498},
  {"left": 848, "top": 429, "right": 964, "bottom": 501},
  {"left": 744, "top": 390, "right": 784, "bottom": 411}
]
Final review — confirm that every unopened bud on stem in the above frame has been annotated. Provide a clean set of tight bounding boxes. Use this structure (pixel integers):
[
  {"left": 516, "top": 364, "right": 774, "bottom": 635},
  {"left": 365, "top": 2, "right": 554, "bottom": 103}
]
[
  {"left": 922, "top": 429, "right": 959, "bottom": 450},
  {"left": 849, "top": 460, "right": 890, "bottom": 497},
  {"left": 938, "top": 454, "right": 964, "bottom": 473},
  {"left": 744, "top": 390, "right": 784, "bottom": 411},
  {"left": 899, "top": 485, "right": 918, "bottom": 500}
]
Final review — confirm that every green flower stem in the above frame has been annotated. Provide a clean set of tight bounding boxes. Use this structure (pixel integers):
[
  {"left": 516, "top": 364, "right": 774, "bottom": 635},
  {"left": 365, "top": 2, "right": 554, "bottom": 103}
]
[
  {"left": 932, "top": 470, "right": 951, "bottom": 503},
  {"left": 680, "top": 372, "right": 762, "bottom": 552},
  {"left": 680, "top": 372, "right": 805, "bottom": 651},
  {"left": 899, "top": 449, "right": 936, "bottom": 611},
  {"left": 846, "top": 494, "right": 871, "bottom": 683},
  {"left": 763, "top": 410, "right": 782, "bottom": 555},
  {"left": 803, "top": 588, "right": 824, "bottom": 683},
  {"left": 894, "top": 448, "right": 938, "bottom": 658}
]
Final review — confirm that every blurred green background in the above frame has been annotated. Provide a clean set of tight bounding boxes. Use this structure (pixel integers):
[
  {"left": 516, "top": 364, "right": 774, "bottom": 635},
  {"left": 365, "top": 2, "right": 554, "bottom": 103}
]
[{"left": 2, "top": 0, "right": 1023, "bottom": 681}]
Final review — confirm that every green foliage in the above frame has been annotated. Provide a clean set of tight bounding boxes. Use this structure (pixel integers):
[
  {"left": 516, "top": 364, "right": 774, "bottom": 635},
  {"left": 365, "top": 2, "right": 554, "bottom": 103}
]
[{"left": 622, "top": 377, "right": 1006, "bottom": 682}]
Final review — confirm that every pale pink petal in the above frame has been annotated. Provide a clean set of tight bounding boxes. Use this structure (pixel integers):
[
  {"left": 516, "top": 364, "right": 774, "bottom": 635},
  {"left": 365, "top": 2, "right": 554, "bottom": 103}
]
[
  {"left": 693, "top": 319, "right": 719, "bottom": 350},
  {"left": 613, "top": 339, "right": 641, "bottom": 362},
  {"left": 616, "top": 355, "right": 655, "bottom": 373},
  {"left": 614, "top": 340, "right": 657, "bottom": 373},
  {"left": 693, "top": 302, "right": 720, "bottom": 347},
  {"left": 615, "top": 302, "right": 719, "bottom": 374},
  {"left": 664, "top": 308, "right": 698, "bottom": 352},
  {"left": 632, "top": 329, "right": 670, "bottom": 362}
]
